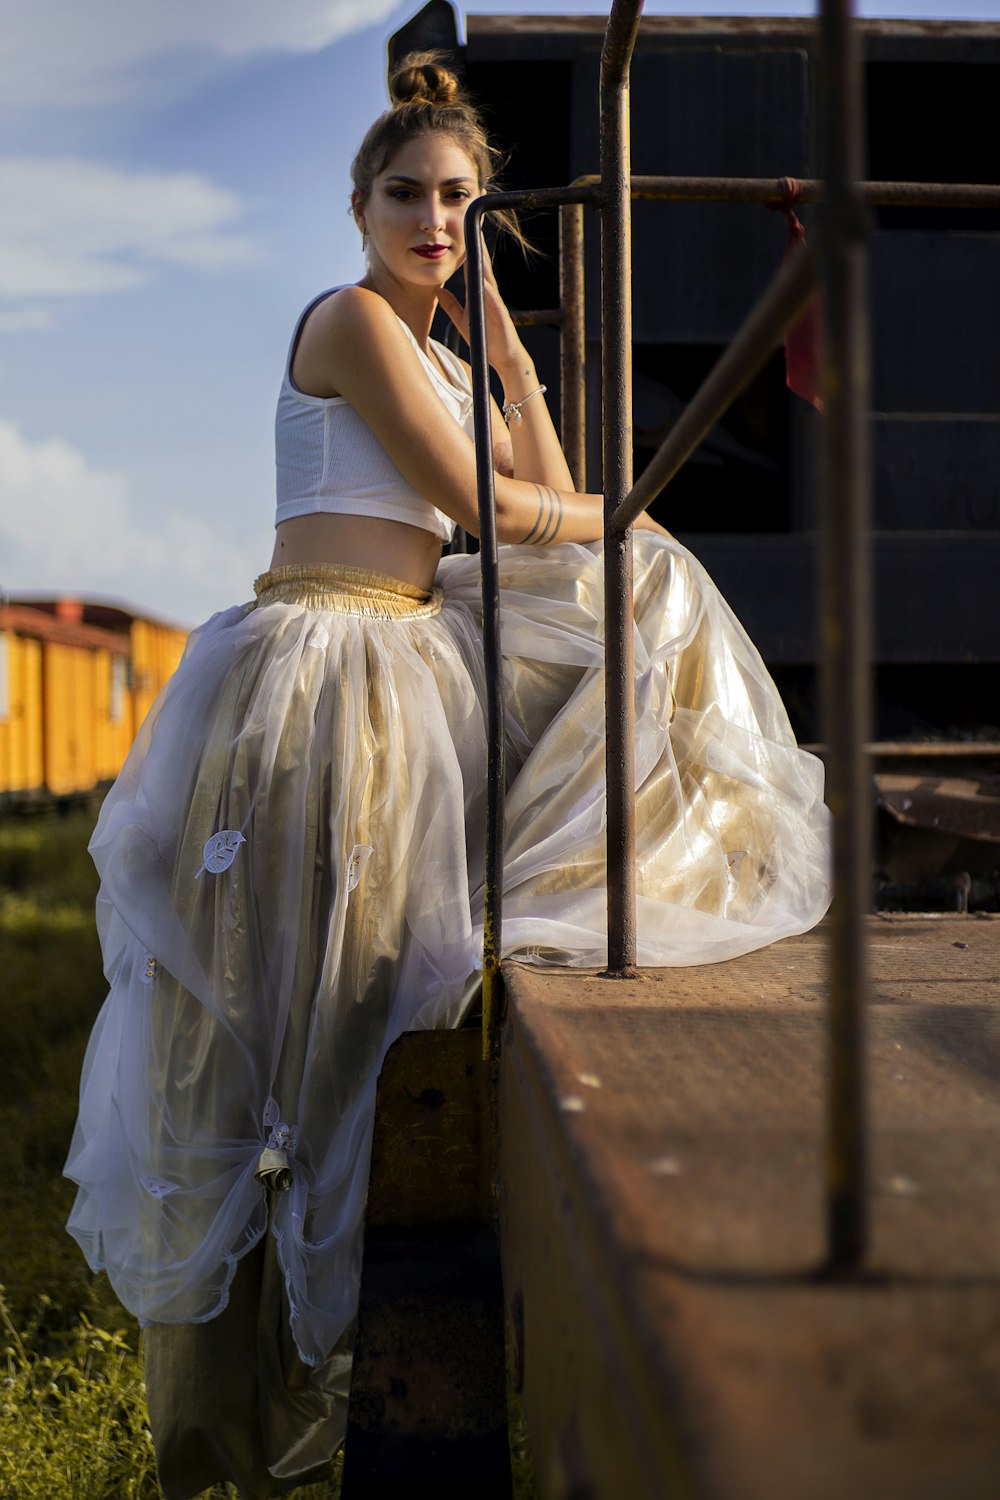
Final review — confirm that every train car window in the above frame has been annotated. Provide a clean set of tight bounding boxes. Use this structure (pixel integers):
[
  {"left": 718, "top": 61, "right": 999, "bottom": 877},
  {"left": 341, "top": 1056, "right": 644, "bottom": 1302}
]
[{"left": 110, "top": 655, "right": 126, "bottom": 725}]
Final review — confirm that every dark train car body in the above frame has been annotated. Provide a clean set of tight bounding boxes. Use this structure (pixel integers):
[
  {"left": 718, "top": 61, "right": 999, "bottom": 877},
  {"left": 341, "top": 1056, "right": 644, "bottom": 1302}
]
[{"left": 402, "top": 7, "right": 1000, "bottom": 741}]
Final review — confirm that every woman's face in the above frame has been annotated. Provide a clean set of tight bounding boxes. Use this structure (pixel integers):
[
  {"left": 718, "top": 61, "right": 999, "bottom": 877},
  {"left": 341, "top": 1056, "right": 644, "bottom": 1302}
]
[{"left": 355, "top": 133, "right": 482, "bottom": 288}]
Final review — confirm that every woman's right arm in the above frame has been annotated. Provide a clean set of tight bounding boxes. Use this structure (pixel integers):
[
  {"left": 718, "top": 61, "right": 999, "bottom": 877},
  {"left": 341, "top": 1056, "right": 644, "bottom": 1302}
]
[{"left": 297, "top": 287, "right": 608, "bottom": 544}]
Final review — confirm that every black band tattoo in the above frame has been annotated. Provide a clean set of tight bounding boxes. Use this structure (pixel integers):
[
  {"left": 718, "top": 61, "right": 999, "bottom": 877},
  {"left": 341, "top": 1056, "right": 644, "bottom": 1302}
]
[
  {"left": 518, "top": 485, "right": 564, "bottom": 545},
  {"left": 519, "top": 485, "right": 547, "bottom": 544},
  {"left": 537, "top": 485, "right": 563, "bottom": 543}
]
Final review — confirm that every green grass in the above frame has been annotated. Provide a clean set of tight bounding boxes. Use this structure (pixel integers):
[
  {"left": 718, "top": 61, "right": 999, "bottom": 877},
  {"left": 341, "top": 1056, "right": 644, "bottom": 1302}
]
[
  {"left": 0, "top": 808, "right": 536, "bottom": 1499},
  {"left": 1, "top": 1291, "right": 159, "bottom": 1500},
  {"left": 0, "top": 810, "right": 120, "bottom": 1338}
]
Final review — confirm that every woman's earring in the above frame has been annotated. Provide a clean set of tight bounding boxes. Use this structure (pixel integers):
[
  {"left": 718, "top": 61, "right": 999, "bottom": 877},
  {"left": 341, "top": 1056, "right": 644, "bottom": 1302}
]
[{"left": 361, "top": 229, "right": 368, "bottom": 252}]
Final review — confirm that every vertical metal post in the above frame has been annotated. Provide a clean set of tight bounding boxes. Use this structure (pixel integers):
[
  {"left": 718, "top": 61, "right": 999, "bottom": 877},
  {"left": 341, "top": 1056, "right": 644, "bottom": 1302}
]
[
  {"left": 818, "top": 0, "right": 871, "bottom": 1268},
  {"left": 465, "top": 199, "right": 506, "bottom": 1062},
  {"left": 600, "top": 0, "right": 643, "bottom": 974},
  {"left": 559, "top": 202, "right": 587, "bottom": 491}
]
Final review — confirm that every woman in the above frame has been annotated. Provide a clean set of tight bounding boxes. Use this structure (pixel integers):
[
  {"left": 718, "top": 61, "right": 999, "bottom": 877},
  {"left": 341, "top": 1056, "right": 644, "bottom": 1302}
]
[{"left": 65, "top": 52, "right": 830, "bottom": 1499}]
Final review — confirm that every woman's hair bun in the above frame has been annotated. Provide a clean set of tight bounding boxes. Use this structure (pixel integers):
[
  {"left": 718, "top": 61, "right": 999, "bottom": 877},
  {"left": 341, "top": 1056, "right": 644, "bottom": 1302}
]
[
  {"left": 389, "top": 50, "right": 463, "bottom": 109},
  {"left": 353, "top": 47, "right": 533, "bottom": 256}
]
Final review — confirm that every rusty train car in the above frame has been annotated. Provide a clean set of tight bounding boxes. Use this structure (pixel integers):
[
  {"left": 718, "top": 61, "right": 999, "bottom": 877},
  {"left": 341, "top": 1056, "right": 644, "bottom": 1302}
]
[
  {"left": 401, "top": 4, "right": 1000, "bottom": 744},
  {"left": 397, "top": 2, "right": 1000, "bottom": 905},
  {"left": 0, "top": 596, "right": 187, "bottom": 806}
]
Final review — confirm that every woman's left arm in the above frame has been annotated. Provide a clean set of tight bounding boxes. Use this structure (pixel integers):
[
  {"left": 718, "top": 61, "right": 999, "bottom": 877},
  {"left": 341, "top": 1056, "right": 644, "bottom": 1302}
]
[
  {"left": 491, "top": 347, "right": 574, "bottom": 489},
  {"left": 439, "top": 248, "right": 671, "bottom": 536},
  {"left": 438, "top": 251, "right": 574, "bottom": 491}
]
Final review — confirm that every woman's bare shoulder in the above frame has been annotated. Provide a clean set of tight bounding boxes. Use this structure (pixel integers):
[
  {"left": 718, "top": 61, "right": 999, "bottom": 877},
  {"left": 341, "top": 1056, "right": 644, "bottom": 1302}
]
[
  {"left": 294, "top": 286, "right": 410, "bottom": 394},
  {"left": 312, "top": 284, "right": 403, "bottom": 344}
]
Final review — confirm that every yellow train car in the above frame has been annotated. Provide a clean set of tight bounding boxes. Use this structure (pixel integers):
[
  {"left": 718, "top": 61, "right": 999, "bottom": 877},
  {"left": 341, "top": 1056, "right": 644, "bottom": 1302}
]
[
  {"left": 126, "top": 612, "right": 187, "bottom": 737},
  {"left": 0, "top": 597, "right": 188, "bottom": 804},
  {"left": 0, "top": 615, "right": 44, "bottom": 796}
]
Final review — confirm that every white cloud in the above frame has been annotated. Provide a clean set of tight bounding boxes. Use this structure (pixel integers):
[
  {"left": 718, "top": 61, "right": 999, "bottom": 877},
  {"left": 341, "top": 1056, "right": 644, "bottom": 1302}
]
[
  {"left": 0, "top": 157, "right": 259, "bottom": 302},
  {"left": 0, "top": 0, "right": 403, "bottom": 110},
  {"left": 0, "top": 308, "right": 53, "bottom": 333},
  {"left": 0, "top": 419, "right": 264, "bottom": 623}
]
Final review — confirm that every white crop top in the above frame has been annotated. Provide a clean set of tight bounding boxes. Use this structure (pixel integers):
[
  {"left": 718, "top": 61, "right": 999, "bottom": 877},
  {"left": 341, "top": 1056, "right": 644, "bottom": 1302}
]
[{"left": 274, "top": 287, "right": 474, "bottom": 540}]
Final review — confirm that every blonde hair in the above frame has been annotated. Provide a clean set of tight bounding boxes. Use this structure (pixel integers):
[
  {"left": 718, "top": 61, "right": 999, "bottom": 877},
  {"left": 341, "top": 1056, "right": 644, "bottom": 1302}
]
[{"left": 351, "top": 50, "right": 532, "bottom": 254}]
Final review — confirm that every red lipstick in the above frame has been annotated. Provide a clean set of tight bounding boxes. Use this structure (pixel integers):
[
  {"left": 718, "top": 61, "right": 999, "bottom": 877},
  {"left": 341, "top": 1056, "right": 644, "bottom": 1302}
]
[{"left": 413, "top": 244, "right": 449, "bottom": 259}]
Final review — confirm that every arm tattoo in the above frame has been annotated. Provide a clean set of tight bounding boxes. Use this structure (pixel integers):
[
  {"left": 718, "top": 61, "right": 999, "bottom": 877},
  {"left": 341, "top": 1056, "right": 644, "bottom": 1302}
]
[
  {"left": 541, "top": 486, "right": 564, "bottom": 543},
  {"left": 518, "top": 485, "right": 547, "bottom": 544},
  {"left": 518, "top": 485, "right": 564, "bottom": 545}
]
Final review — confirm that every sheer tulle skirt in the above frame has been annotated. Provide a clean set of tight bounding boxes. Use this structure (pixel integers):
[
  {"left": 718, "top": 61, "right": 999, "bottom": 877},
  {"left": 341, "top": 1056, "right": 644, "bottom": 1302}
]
[{"left": 65, "top": 536, "right": 830, "bottom": 1491}]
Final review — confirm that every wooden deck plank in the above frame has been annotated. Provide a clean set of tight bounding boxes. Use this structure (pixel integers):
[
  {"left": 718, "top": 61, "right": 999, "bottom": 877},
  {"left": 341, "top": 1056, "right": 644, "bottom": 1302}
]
[{"left": 498, "top": 915, "right": 1000, "bottom": 1499}]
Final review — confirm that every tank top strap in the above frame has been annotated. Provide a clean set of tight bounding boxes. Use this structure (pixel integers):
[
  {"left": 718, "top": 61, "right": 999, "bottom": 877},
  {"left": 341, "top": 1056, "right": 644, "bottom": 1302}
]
[
  {"left": 391, "top": 319, "right": 472, "bottom": 412},
  {"left": 430, "top": 338, "right": 473, "bottom": 398},
  {"left": 283, "top": 286, "right": 342, "bottom": 387}
]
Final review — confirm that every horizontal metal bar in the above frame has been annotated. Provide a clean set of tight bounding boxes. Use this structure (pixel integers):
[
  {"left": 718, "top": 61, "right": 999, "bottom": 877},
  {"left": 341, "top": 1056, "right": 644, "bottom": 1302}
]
[
  {"left": 479, "top": 174, "right": 998, "bottom": 227},
  {"left": 509, "top": 308, "right": 563, "bottom": 328},
  {"left": 574, "top": 173, "right": 1000, "bottom": 209},
  {"left": 803, "top": 741, "right": 1000, "bottom": 759},
  {"left": 612, "top": 244, "right": 818, "bottom": 535},
  {"left": 478, "top": 184, "right": 604, "bottom": 215}
]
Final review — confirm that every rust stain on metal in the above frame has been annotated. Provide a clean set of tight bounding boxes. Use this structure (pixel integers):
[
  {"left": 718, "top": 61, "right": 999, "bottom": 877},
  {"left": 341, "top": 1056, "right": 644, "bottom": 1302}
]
[{"left": 481, "top": 956, "right": 503, "bottom": 1064}]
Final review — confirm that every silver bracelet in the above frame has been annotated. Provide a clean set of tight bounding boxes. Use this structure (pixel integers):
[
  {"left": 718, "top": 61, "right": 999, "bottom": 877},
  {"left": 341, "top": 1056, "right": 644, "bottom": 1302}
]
[{"left": 502, "top": 384, "right": 547, "bottom": 425}]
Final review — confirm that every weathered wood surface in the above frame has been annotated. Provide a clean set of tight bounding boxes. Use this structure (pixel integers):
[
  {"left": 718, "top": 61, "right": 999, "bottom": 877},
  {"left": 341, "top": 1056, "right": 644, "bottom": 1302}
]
[{"left": 499, "top": 915, "right": 1000, "bottom": 1500}]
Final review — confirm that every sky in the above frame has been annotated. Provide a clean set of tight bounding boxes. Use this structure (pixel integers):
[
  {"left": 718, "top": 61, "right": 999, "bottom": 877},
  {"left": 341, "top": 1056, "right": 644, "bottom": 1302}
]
[{"left": 1, "top": 0, "right": 997, "bottom": 627}]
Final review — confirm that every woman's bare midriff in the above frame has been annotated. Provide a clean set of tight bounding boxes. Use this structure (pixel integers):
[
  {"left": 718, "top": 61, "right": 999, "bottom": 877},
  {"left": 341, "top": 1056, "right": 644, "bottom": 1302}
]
[{"left": 269, "top": 514, "right": 446, "bottom": 592}]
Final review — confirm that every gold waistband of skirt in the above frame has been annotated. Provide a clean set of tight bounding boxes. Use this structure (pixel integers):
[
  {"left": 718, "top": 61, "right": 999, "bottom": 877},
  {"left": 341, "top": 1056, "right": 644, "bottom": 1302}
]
[{"left": 253, "top": 563, "right": 443, "bottom": 619}]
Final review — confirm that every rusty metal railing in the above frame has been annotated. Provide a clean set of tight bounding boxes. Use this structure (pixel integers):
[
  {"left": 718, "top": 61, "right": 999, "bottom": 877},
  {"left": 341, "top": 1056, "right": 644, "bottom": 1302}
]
[
  {"left": 465, "top": 182, "right": 599, "bottom": 1059},
  {"left": 600, "top": 0, "right": 642, "bottom": 974},
  {"left": 466, "top": 0, "right": 996, "bottom": 1266},
  {"left": 584, "top": 174, "right": 1000, "bottom": 208},
  {"left": 817, "top": 0, "right": 871, "bottom": 1269},
  {"left": 508, "top": 174, "right": 998, "bottom": 506}
]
